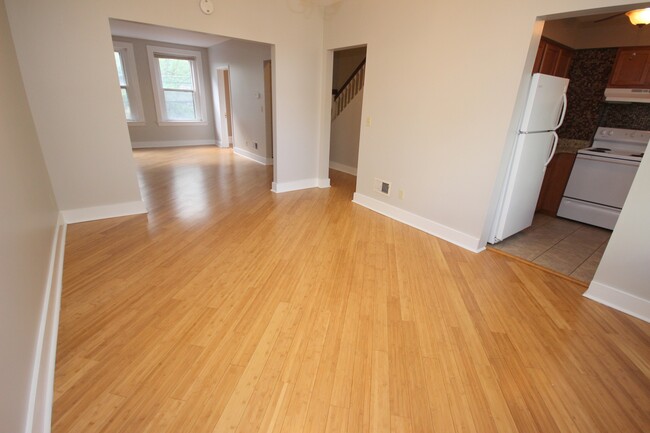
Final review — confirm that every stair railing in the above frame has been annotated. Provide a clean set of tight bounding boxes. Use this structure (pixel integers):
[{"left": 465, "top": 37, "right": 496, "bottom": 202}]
[{"left": 332, "top": 58, "right": 366, "bottom": 120}]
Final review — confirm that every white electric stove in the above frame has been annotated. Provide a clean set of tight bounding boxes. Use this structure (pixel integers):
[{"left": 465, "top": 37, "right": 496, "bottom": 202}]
[{"left": 557, "top": 127, "right": 647, "bottom": 230}]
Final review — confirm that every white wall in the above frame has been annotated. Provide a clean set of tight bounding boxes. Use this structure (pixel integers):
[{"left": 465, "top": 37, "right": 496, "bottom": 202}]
[
  {"left": 112, "top": 36, "right": 218, "bottom": 148},
  {"left": 208, "top": 39, "right": 273, "bottom": 161},
  {"left": 322, "top": 0, "right": 650, "bottom": 309},
  {"left": 5, "top": 0, "right": 325, "bottom": 211},
  {"left": 586, "top": 154, "right": 650, "bottom": 321},
  {"left": 330, "top": 90, "right": 363, "bottom": 175},
  {"left": 0, "top": 0, "right": 60, "bottom": 431}
]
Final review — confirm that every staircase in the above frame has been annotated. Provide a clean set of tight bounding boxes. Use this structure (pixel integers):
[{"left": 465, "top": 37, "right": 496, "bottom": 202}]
[{"left": 332, "top": 58, "right": 365, "bottom": 120}]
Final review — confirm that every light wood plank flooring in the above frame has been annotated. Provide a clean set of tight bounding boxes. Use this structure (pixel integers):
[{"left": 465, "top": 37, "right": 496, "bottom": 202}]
[{"left": 54, "top": 147, "right": 650, "bottom": 433}]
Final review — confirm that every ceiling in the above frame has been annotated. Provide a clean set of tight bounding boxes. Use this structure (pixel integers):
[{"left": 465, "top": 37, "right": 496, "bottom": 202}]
[{"left": 109, "top": 19, "right": 230, "bottom": 48}]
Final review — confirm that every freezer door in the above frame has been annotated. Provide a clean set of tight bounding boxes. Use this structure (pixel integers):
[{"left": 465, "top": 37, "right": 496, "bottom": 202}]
[
  {"left": 520, "top": 73, "right": 569, "bottom": 133},
  {"left": 495, "top": 132, "right": 555, "bottom": 241}
]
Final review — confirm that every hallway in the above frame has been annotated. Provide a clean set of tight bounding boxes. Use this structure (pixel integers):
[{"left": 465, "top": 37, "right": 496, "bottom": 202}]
[{"left": 54, "top": 147, "right": 649, "bottom": 433}]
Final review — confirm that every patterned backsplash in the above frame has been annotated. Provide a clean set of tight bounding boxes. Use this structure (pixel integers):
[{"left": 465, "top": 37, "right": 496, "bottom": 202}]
[{"left": 558, "top": 48, "right": 650, "bottom": 144}]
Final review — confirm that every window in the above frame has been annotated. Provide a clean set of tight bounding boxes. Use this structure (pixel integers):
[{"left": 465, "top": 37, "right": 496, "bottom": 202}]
[
  {"left": 112, "top": 41, "right": 144, "bottom": 124},
  {"left": 147, "top": 46, "right": 207, "bottom": 125}
]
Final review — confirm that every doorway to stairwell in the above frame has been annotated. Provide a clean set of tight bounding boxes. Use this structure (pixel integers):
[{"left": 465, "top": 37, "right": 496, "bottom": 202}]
[{"left": 329, "top": 46, "right": 366, "bottom": 177}]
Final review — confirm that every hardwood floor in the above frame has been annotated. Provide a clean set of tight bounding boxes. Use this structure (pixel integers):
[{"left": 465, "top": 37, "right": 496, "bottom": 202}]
[{"left": 54, "top": 146, "right": 650, "bottom": 433}]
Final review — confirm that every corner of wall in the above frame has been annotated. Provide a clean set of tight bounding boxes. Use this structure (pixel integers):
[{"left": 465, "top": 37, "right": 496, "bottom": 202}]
[
  {"left": 352, "top": 192, "right": 484, "bottom": 253},
  {"left": 584, "top": 281, "right": 650, "bottom": 323},
  {"left": 25, "top": 215, "right": 67, "bottom": 433}
]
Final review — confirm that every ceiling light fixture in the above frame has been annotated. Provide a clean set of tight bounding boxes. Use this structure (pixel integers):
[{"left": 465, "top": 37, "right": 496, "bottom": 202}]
[{"left": 626, "top": 8, "right": 650, "bottom": 27}]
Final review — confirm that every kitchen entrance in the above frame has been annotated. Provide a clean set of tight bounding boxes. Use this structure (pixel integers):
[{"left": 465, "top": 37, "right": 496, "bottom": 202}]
[
  {"left": 488, "top": 8, "right": 650, "bottom": 283},
  {"left": 491, "top": 214, "right": 610, "bottom": 282}
]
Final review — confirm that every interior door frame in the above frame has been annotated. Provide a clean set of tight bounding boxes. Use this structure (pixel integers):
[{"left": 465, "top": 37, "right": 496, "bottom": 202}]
[{"left": 215, "top": 66, "right": 234, "bottom": 148}]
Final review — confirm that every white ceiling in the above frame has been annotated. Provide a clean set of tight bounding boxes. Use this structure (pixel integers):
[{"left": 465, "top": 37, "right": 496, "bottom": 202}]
[{"left": 109, "top": 19, "right": 230, "bottom": 48}]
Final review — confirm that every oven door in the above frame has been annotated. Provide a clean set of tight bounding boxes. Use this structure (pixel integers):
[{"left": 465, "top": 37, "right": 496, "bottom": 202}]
[{"left": 563, "top": 153, "right": 639, "bottom": 209}]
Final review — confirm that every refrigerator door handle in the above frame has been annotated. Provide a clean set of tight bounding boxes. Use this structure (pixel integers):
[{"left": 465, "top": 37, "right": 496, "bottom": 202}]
[
  {"left": 544, "top": 131, "right": 559, "bottom": 168},
  {"left": 555, "top": 93, "right": 568, "bottom": 130}
]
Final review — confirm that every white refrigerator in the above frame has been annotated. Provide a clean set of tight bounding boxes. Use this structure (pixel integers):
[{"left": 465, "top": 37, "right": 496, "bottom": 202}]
[{"left": 490, "top": 73, "right": 569, "bottom": 243}]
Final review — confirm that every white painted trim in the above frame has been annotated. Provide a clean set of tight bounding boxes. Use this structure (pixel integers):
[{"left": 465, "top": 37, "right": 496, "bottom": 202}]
[
  {"left": 131, "top": 140, "right": 217, "bottom": 149},
  {"left": 233, "top": 147, "right": 273, "bottom": 165},
  {"left": 584, "top": 281, "right": 650, "bottom": 323},
  {"left": 352, "top": 193, "right": 484, "bottom": 253},
  {"left": 329, "top": 161, "right": 357, "bottom": 176},
  {"left": 318, "top": 178, "right": 331, "bottom": 188},
  {"left": 155, "top": 120, "right": 209, "bottom": 126},
  {"left": 25, "top": 214, "right": 66, "bottom": 433},
  {"left": 113, "top": 41, "right": 144, "bottom": 124},
  {"left": 271, "top": 179, "right": 319, "bottom": 193},
  {"left": 61, "top": 200, "right": 147, "bottom": 224}
]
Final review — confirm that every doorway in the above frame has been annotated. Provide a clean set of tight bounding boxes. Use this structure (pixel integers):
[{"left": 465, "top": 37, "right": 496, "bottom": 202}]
[
  {"left": 216, "top": 67, "right": 234, "bottom": 148},
  {"left": 263, "top": 60, "right": 273, "bottom": 159},
  {"left": 487, "top": 9, "right": 650, "bottom": 283},
  {"left": 328, "top": 45, "right": 367, "bottom": 177}
]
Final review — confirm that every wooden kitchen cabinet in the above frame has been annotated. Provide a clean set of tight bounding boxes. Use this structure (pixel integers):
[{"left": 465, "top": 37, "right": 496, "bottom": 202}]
[
  {"left": 533, "top": 38, "right": 574, "bottom": 78},
  {"left": 608, "top": 47, "right": 650, "bottom": 88},
  {"left": 536, "top": 153, "right": 576, "bottom": 216}
]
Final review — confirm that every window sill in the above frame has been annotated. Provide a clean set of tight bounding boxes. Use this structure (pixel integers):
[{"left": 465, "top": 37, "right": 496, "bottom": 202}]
[
  {"left": 127, "top": 121, "right": 146, "bottom": 127},
  {"left": 156, "top": 120, "right": 208, "bottom": 127}
]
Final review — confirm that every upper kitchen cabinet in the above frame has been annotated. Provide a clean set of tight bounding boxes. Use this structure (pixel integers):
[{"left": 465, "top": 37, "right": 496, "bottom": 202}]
[
  {"left": 608, "top": 47, "right": 650, "bottom": 88},
  {"left": 533, "top": 38, "right": 574, "bottom": 78}
]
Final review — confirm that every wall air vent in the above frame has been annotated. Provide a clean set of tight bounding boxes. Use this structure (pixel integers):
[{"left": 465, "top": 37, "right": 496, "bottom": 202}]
[{"left": 374, "top": 178, "right": 391, "bottom": 196}]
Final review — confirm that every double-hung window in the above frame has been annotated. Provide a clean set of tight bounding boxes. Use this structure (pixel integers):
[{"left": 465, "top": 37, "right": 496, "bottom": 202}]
[
  {"left": 112, "top": 41, "right": 144, "bottom": 124},
  {"left": 147, "top": 46, "right": 207, "bottom": 125}
]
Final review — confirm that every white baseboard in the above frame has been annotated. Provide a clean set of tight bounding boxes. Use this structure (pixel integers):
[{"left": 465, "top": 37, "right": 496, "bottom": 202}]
[
  {"left": 131, "top": 139, "right": 217, "bottom": 149},
  {"left": 271, "top": 179, "right": 319, "bottom": 193},
  {"left": 318, "top": 178, "right": 331, "bottom": 188},
  {"left": 584, "top": 281, "right": 650, "bottom": 323},
  {"left": 61, "top": 200, "right": 147, "bottom": 224},
  {"left": 329, "top": 161, "right": 357, "bottom": 176},
  {"left": 233, "top": 147, "right": 273, "bottom": 166},
  {"left": 26, "top": 214, "right": 67, "bottom": 433},
  {"left": 352, "top": 193, "right": 484, "bottom": 253}
]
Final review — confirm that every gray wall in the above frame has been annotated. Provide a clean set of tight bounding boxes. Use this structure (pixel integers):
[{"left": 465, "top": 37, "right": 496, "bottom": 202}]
[
  {"left": 330, "top": 90, "right": 363, "bottom": 174},
  {"left": 0, "top": 0, "right": 59, "bottom": 431},
  {"left": 112, "top": 36, "right": 218, "bottom": 147}
]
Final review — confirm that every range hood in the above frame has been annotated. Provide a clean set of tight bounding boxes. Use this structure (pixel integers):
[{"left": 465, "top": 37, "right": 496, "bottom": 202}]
[{"left": 604, "top": 88, "right": 650, "bottom": 103}]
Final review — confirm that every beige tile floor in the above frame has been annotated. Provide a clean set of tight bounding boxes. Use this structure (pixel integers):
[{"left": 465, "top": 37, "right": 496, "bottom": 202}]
[{"left": 491, "top": 213, "right": 611, "bottom": 282}]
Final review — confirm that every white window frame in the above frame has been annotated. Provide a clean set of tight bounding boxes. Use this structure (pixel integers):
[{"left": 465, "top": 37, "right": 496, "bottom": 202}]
[
  {"left": 113, "top": 41, "right": 145, "bottom": 126},
  {"left": 146, "top": 45, "right": 208, "bottom": 126}
]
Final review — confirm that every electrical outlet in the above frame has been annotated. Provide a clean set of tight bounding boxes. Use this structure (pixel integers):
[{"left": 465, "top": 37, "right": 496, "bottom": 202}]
[
  {"left": 398, "top": 189, "right": 404, "bottom": 200},
  {"left": 366, "top": 116, "right": 372, "bottom": 127}
]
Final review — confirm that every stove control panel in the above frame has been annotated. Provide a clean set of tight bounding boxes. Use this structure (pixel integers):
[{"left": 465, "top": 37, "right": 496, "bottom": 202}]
[{"left": 596, "top": 127, "right": 650, "bottom": 144}]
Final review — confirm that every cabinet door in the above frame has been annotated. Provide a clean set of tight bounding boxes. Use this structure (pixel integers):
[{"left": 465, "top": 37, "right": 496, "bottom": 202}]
[
  {"left": 554, "top": 49, "right": 573, "bottom": 78},
  {"left": 609, "top": 48, "right": 650, "bottom": 87},
  {"left": 538, "top": 43, "right": 562, "bottom": 76},
  {"left": 533, "top": 38, "right": 574, "bottom": 78},
  {"left": 536, "top": 153, "right": 576, "bottom": 215}
]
